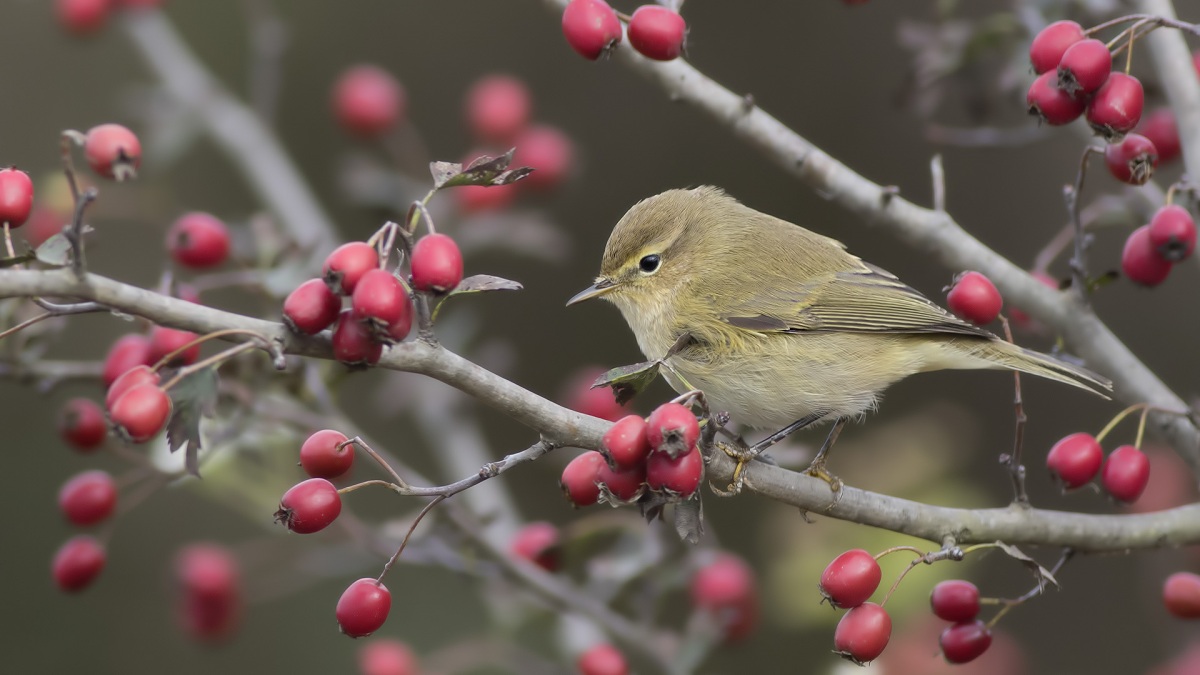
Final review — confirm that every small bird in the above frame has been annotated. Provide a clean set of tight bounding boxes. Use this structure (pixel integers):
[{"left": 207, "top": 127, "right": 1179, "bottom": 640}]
[{"left": 568, "top": 186, "right": 1111, "bottom": 481}]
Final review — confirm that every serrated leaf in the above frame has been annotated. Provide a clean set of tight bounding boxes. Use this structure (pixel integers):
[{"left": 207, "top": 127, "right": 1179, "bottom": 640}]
[
  {"left": 673, "top": 494, "right": 704, "bottom": 544},
  {"left": 995, "top": 541, "right": 1059, "bottom": 590},
  {"left": 592, "top": 360, "right": 660, "bottom": 406},
  {"left": 430, "top": 149, "right": 534, "bottom": 190},
  {"left": 447, "top": 274, "right": 523, "bottom": 296},
  {"left": 165, "top": 367, "right": 219, "bottom": 477},
  {"left": 0, "top": 251, "right": 36, "bottom": 268}
]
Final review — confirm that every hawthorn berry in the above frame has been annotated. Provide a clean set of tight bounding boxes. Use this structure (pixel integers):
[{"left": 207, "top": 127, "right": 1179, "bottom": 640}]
[
  {"left": 84, "top": 123, "right": 141, "bottom": 181},
  {"left": 1027, "top": 71, "right": 1085, "bottom": 126},
  {"left": 1138, "top": 108, "right": 1181, "bottom": 164},
  {"left": 940, "top": 619, "right": 992, "bottom": 664},
  {"left": 56, "top": 0, "right": 110, "bottom": 35},
  {"left": 1046, "top": 432, "right": 1103, "bottom": 489},
  {"left": 819, "top": 549, "right": 881, "bottom": 609},
  {"left": 1122, "top": 225, "right": 1172, "bottom": 287},
  {"left": 176, "top": 543, "right": 240, "bottom": 641},
  {"left": 689, "top": 553, "right": 758, "bottom": 642},
  {"left": 1029, "top": 20, "right": 1084, "bottom": 74},
  {"left": 627, "top": 5, "right": 687, "bottom": 61},
  {"left": 645, "top": 402, "right": 700, "bottom": 458},
  {"left": 332, "top": 310, "right": 383, "bottom": 366},
  {"left": 645, "top": 444, "right": 702, "bottom": 497},
  {"left": 465, "top": 75, "right": 531, "bottom": 144},
  {"left": 59, "top": 398, "right": 107, "bottom": 452},
  {"left": 834, "top": 602, "right": 892, "bottom": 664},
  {"left": 1148, "top": 205, "right": 1196, "bottom": 263},
  {"left": 332, "top": 65, "right": 405, "bottom": 138},
  {"left": 167, "top": 212, "right": 230, "bottom": 269},
  {"left": 299, "top": 429, "right": 354, "bottom": 480},
  {"left": 359, "top": 639, "right": 419, "bottom": 675},
  {"left": 577, "top": 644, "right": 628, "bottom": 675},
  {"left": 1056, "top": 38, "right": 1111, "bottom": 98},
  {"left": 930, "top": 580, "right": 980, "bottom": 622},
  {"left": 52, "top": 535, "right": 106, "bottom": 592},
  {"left": 561, "top": 0, "right": 623, "bottom": 61},
  {"left": 105, "top": 365, "right": 159, "bottom": 410},
  {"left": 283, "top": 278, "right": 342, "bottom": 335},
  {"left": 560, "top": 451, "right": 605, "bottom": 507},
  {"left": 148, "top": 325, "right": 200, "bottom": 367},
  {"left": 0, "top": 167, "right": 34, "bottom": 227},
  {"left": 563, "top": 367, "right": 626, "bottom": 422},
  {"left": 110, "top": 383, "right": 173, "bottom": 443},
  {"left": 410, "top": 233, "right": 463, "bottom": 294},
  {"left": 1104, "top": 133, "right": 1158, "bottom": 186},
  {"left": 323, "top": 242, "right": 380, "bottom": 296},
  {"left": 336, "top": 578, "right": 392, "bottom": 638},
  {"left": 946, "top": 271, "right": 1002, "bottom": 325},
  {"left": 102, "top": 333, "right": 153, "bottom": 387},
  {"left": 58, "top": 470, "right": 118, "bottom": 526},
  {"left": 509, "top": 521, "right": 561, "bottom": 572},
  {"left": 1163, "top": 572, "right": 1200, "bottom": 619},
  {"left": 1100, "top": 444, "right": 1151, "bottom": 503},
  {"left": 513, "top": 125, "right": 574, "bottom": 191},
  {"left": 1086, "top": 72, "right": 1144, "bottom": 140},
  {"left": 596, "top": 461, "right": 646, "bottom": 502},
  {"left": 352, "top": 268, "right": 410, "bottom": 335},
  {"left": 275, "top": 478, "right": 342, "bottom": 534},
  {"left": 600, "top": 414, "right": 651, "bottom": 470}
]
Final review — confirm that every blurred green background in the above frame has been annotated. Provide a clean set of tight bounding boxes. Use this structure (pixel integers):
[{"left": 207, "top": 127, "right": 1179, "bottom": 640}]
[{"left": 2, "top": 1, "right": 1198, "bottom": 673}]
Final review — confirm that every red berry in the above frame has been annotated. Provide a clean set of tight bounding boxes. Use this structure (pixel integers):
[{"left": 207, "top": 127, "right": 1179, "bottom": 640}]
[
  {"left": 0, "top": 167, "right": 34, "bottom": 228},
  {"left": 1104, "top": 133, "right": 1158, "bottom": 185},
  {"left": 1122, "top": 224, "right": 1172, "bottom": 287},
  {"left": 323, "top": 242, "right": 380, "bottom": 295},
  {"left": 105, "top": 365, "right": 159, "bottom": 410},
  {"left": 56, "top": 0, "right": 110, "bottom": 35},
  {"left": 577, "top": 644, "right": 628, "bottom": 675},
  {"left": 1149, "top": 205, "right": 1197, "bottom": 263},
  {"left": 333, "top": 65, "right": 405, "bottom": 138},
  {"left": 148, "top": 325, "right": 200, "bottom": 366},
  {"left": 1029, "top": 20, "right": 1084, "bottom": 74},
  {"left": 1163, "top": 572, "right": 1200, "bottom": 619},
  {"left": 513, "top": 125, "right": 574, "bottom": 191},
  {"left": 627, "top": 5, "right": 687, "bottom": 61},
  {"left": 1027, "top": 71, "right": 1085, "bottom": 126},
  {"left": 300, "top": 429, "right": 354, "bottom": 479},
  {"left": 337, "top": 578, "right": 392, "bottom": 638},
  {"left": 946, "top": 271, "right": 1002, "bottom": 325},
  {"left": 601, "top": 414, "right": 651, "bottom": 470},
  {"left": 563, "top": 367, "right": 626, "bottom": 422},
  {"left": 59, "top": 398, "right": 107, "bottom": 452},
  {"left": 102, "top": 333, "right": 153, "bottom": 387},
  {"left": 645, "top": 402, "right": 700, "bottom": 458},
  {"left": 332, "top": 310, "right": 383, "bottom": 366},
  {"left": 1056, "top": 39, "right": 1111, "bottom": 97},
  {"left": 84, "top": 123, "right": 141, "bottom": 181},
  {"left": 689, "top": 553, "right": 758, "bottom": 642},
  {"left": 23, "top": 205, "right": 66, "bottom": 248},
  {"left": 560, "top": 452, "right": 605, "bottom": 507},
  {"left": 1101, "top": 444, "right": 1151, "bottom": 503},
  {"left": 645, "top": 444, "right": 702, "bottom": 497},
  {"left": 52, "top": 535, "right": 106, "bottom": 592},
  {"left": 465, "top": 75, "right": 531, "bottom": 144},
  {"left": 940, "top": 619, "right": 992, "bottom": 664},
  {"left": 834, "top": 602, "right": 892, "bottom": 665},
  {"left": 58, "top": 470, "right": 118, "bottom": 526},
  {"left": 929, "top": 580, "right": 980, "bottom": 622},
  {"left": 176, "top": 543, "right": 240, "bottom": 641},
  {"left": 275, "top": 478, "right": 342, "bottom": 534},
  {"left": 110, "top": 383, "right": 173, "bottom": 443},
  {"left": 1046, "top": 432, "right": 1103, "bottom": 489},
  {"left": 1138, "top": 108, "right": 1181, "bottom": 164},
  {"left": 596, "top": 461, "right": 646, "bottom": 502},
  {"left": 509, "top": 521, "right": 561, "bottom": 572},
  {"left": 359, "top": 639, "right": 419, "bottom": 675},
  {"left": 561, "top": 0, "right": 623, "bottom": 61},
  {"left": 283, "top": 278, "right": 342, "bottom": 335},
  {"left": 167, "top": 212, "right": 230, "bottom": 269},
  {"left": 1086, "top": 72, "right": 1144, "bottom": 140},
  {"left": 352, "top": 269, "right": 410, "bottom": 337},
  {"left": 819, "top": 549, "right": 881, "bottom": 609},
  {"left": 410, "top": 233, "right": 463, "bottom": 293}
]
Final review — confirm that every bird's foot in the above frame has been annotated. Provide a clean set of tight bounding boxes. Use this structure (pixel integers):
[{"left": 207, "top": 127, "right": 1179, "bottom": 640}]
[
  {"left": 716, "top": 440, "right": 757, "bottom": 496},
  {"left": 803, "top": 458, "right": 844, "bottom": 508}
]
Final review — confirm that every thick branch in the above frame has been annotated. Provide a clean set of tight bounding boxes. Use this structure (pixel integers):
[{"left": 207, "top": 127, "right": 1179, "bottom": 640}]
[{"left": 1134, "top": 0, "right": 1200, "bottom": 180}]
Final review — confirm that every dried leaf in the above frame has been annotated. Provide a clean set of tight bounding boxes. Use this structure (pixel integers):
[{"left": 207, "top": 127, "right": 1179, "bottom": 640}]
[
  {"left": 592, "top": 360, "right": 660, "bottom": 406},
  {"left": 448, "top": 274, "right": 523, "bottom": 295},
  {"left": 430, "top": 149, "right": 534, "bottom": 190},
  {"left": 673, "top": 494, "right": 704, "bottom": 544},
  {"left": 35, "top": 233, "right": 73, "bottom": 267},
  {"left": 994, "top": 541, "right": 1059, "bottom": 590},
  {"left": 165, "top": 367, "right": 219, "bottom": 477}
]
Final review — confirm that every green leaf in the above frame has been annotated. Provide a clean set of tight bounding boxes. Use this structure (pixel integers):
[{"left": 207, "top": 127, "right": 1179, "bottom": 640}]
[
  {"left": 592, "top": 360, "right": 660, "bottom": 406},
  {"left": 430, "top": 149, "right": 534, "bottom": 190},
  {"left": 165, "top": 367, "right": 219, "bottom": 477}
]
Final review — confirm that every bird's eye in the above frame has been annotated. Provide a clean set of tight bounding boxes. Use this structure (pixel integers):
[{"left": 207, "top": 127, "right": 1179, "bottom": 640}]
[{"left": 638, "top": 254, "right": 661, "bottom": 274}]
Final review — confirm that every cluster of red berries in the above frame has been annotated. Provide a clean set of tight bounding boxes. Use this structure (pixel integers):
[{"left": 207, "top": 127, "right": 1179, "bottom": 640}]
[
  {"left": 1121, "top": 203, "right": 1197, "bottom": 287},
  {"left": 55, "top": 0, "right": 164, "bottom": 36},
  {"left": 562, "top": 0, "right": 687, "bottom": 62},
  {"left": 1046, "top": 431, "right": 1151, "bottom": 503},
  {"left": 929, "top": 580, "right": 993, "bottom": 664},
  {"left": 274, "top": 430, "right": 353, "bottom": 535},
  {"left": 175, "top": 543, "right": 241, "bottom": 641},
  {"left": 819, "top": 549, "right": 890, "bottom": 664},
  {"left": 560, "top": 402, "right": 705, "bottom": 508}
]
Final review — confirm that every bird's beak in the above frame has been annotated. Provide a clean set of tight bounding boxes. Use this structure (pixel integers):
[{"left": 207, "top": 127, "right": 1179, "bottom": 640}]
[{"left": 566, "top": 278, "right": 616, "bottom": 306}]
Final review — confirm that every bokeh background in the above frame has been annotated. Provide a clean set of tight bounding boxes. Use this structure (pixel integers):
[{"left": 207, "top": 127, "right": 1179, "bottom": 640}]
[{"left": 2, "top": 1, "right": 1198, "bottom": 673}]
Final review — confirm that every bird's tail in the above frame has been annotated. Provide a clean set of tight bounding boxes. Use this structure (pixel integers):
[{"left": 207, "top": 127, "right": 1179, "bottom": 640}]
[{"left": 940, "top": 339, "right": 1113, "bottom": 398}]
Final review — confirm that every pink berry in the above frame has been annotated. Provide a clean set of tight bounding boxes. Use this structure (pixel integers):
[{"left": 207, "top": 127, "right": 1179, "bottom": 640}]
[
  {"left": 332, "top": 309, "right": 383, "bottom": 366},
  {"left": 332, "top": 65, "right": 405, "bottom": 138},
  {"left": 834, "top": 602, "right": 892, "bottom": 665},
  {"left": 410, "top": 233, "right": 463, "bottom": 293},
  {"left": 577, "top": 644, "right": 628, "bottom": 675},
  {"left": 1100, "top": 444, "right": 1151, "bottom": 503},
  {"left": 336, "top": 578, "right": 392, "bottom": 638},
  {"left": 1027, "top": 71, "right": 1085, "bottom": 126},
  {"left": 283, "top": 278, "right": 342, "bottom": 335},
  {"left": 1056, "top": 39, "right": 1111, "bottom": 97},
  {"left": 359, "top": 639, "right": 419, "bottom": 675},
  {"left": 1138, "top": 108, "right": 1181, "bottom": 164},
  {"left": 563, "top": 367, "right": 626, "bottom": 422},
  {"left": 561, "top": 0, "right": 623, "bottom": 61},
  {"left": 110, "top": 383, "right": 173, "bottom": 443},
  {"left": 930, "top": 580, "right": 981, "bottom": 622},
  {"left": 59, "top": 398, "right": 107, "bottom": 452},
  {"left": 689, "top": 553, "right": 758, "bottom": 642},
  {"left": 167, "top": 212, "right": 230, "bottom": 269},
  {"left": 1104, "top": 133, "right": 1158, "bottom": 185},
  {"left": 601, "top": 414, "right": 652, "bottom": 470},
  {"left": 645, "top": 444, "right": 702, "bottom": 497},
  {"left": 645, "top": 402, "right": 700, "bottom": 458},
  {"left": 1046, "top": 432, "right": 1103, "bottom": 489},
  {"left": 946, "top": 271, "right": 1002, "bottom": 325},
  {"left": 1148, "top": 205, "right": 1196, "bottom": 263},
  {"left": 56, "top": 0, "right": 110, "bottom": 35},
  {"left": 52, "top": 535, "right": 106, "bottom": 592},
  {"left": 352, "top": 268, "right": 410, "bottom": 335},
  {"left": 820, "top": 549, "right": 881, "bottom": 609},
  {"left": 560, "top": 452, "right": 605, "bottom": 507},
  {"left": 1122, "top": 224, "right": 1172, "bottom": 287},
  {"left": 1163, "top": 572, "right": 1200, "bottom": 619},
  {"left": 323, "top": 242, "right": 380, "bottom": 296},
  {"left": 275, "top": 478, "right": 342, "bottom": 534},
  {"left": 102, "top": 333, "right": 154, "bottom": 387},
  {"left": 84, "top": 123, "right": 141, "bottom": 181},
  {"left": 147, "top": 325, "right": 200, "bottom": 367},
  {"left": 1029, "top": 20, "right": 1084, "bottom": 74},
  {"left": 465, "top": 75, "right": 531, "bottom": 145},
  {"left": 175, "top": 542, "right": 241, "bottom": 641},
  {"left": 940, "top": 619, "right": 992, "bottom": 664},
  {"left": 300, "top": 429, "right": 354, "bottom": 479},
  {"left": 595, "top": 461, "right": 646, "bottom": 502},
  {"left": 513, "top": 125, "right": 574, "bottom": 191},
  {"left": 627, "top": 5, "right": 687, "bottom": 61},
  {"left": 0, "top": 167, "right": 34, "bottom": 228},
  {"left": 509, "top": 521, "right": 561, "bottom": 572},
  {"left": 58, "top": 470, "right": 118, "bottom": 526},
  {"left": 105, "top": 365, "right": 159, "bottom": 411},
  {"left": 1086, "top": 72, "right": 1144, "bottom": 140}
]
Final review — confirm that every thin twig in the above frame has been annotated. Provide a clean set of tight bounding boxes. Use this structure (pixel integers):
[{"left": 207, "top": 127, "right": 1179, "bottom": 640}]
[{"left": 1000, "top": 316, "right": 1029, "bottom": 506}]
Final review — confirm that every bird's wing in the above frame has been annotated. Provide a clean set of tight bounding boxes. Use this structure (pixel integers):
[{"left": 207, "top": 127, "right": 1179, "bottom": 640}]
[{"left": 721, "top": 264, "right": 993, "bottom": 338}]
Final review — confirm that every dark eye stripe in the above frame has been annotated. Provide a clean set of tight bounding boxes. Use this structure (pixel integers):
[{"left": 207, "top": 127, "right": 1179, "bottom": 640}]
[{"left": 639, "top": 254, "right": 661, "bottom": 273}]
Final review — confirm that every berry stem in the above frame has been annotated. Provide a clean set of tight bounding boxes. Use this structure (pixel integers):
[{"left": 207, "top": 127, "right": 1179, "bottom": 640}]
[
  {"left": 1134, "top": 405, "right": 1151, "bottom": 449},
  {"left": 3, "top": 223, "right": 13, "bottom": 259},
  {"left": 337, "top": 479, "right": 404, "bottom": 495},
  {"left": 337, "top": 435, "right": 411, "bottom": 488},
  {"left": 873, "top": 545, "right": 926, "bottom": 561},
  {"left": 998, "top": 316, "right": 1030, "bottom": 506},
  {"left": 879, "top": 547, "right": 962, "bottom": 607},
  {"left": 365, "top": 220, "right": 401, "bottom": 269},
  {"left": 377, "top": 494, "right": 446, "bottom": 583},
  {"left": 404, "top": 190, "right": 438, "bottom": 236},
  {"left": 159, "top": 340, "right": 257, "bottom": 392},
  {"left": 151, "top": 328, "right": 275, "bottom": 373},
  {"left": 984, "top": 549, "right": 1074, "bottom": 629},
  {"left": 1064, "top": 146, "right": 1104, "bottom": 299}
]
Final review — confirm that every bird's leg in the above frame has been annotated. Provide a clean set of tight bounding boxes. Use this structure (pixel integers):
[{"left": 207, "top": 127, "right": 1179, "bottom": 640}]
[
  {"left": 720, "top": 412, "right": 824, "bottom": 494},
  {"left": 804, "top": 418, "right": 848, "bottom": 493}
]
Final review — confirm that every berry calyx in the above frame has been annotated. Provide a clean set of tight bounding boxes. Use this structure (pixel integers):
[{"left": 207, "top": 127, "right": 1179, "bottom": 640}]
[
  {"left": 563, "top": 367, "right": 626, "bottom": 422},
  {"left": 275, "top": 478, "right": 342, "bottom": 534},
  {"left": 0, "top": 167, "right": 34, "bottom": 228},
  {"left": 465, "top": 75, "right": 531, "bottom": 145},
  {"left": 689, "top": 553, "right": 758, "bottom": 642},
  {"left": 300, "top": 429, "right": 354, "bottom": 479},
  {"left": 930, "top": 580, "right": 981, "bottom": 622},
  {"left": 83, "top": 123, "right": 141, "bottom": 181},
  {"left": 509, "top": 521, "right": 561, "bottom": 572},
  {"left": 58, "top": 470, "right": 118, "bottom": 526},
  {"left": 410, "top": 233, "right": 464, "bottom": 294},
  {"left": 332, "top": 309, "right": 384, "bottom": 367},
  {"left": 283, "top": 278, "right": 342, "bottom": 335},
  {"left": 940, "top": 619, "right": 993, "bottom": 664},
  {"left": 646, "top": 444, "right": 702, "bottom": 497},
  {"left": 577, "top": 644, "right": 628, "bottom": 675},
  {"left": 105, "top": 365, "right": 159, "bottom": 410},
  {"left": 1104, "top": 133, "right": 1157, "bottom": 186},
  {"left": 1137, "top": 108, "right": 1181, "bottom": 164},
  {"left": 1027, "top": 71, "right": 1085, "bottom": 126},
  {"left": 601, "top": 414, "right": 652, "bottom": 470},
  {"left": 148, "top": 325, "right": 201, "bottom": 367},
  {"left": 336, "top": 578, "right": 392, "bottom": 638},
  {"left": 560, "top": 451, "right": 605, "bottom": 507},
  {"left": 110, "top": 383, "right": 173, "bottom": 443},
  {"left": 167, "top": 212, "right": 230, "bottom": 269},
  {"left": 323, "top": 242, "right": 380, "bottom": 296},
  {"left": 1029, "top": 20, "right": 1084, "bottom": 75},
  {"left": 645, "top": 402, "right": 700, "bottom": 458},
  {"left": 819, "top": 549, "right": 881, "bottom": 609},
  {"left": 1086, "top": 72, "right": 1144, "bottom": 140},
  {"left": 59, "top": 398, "right": 107, "bottom": 452},
  {"left": 946, "top": 271, "right": 1002, "bottom": 325},
  {"left": 1163, "top": 572, "right": 1200, "bottom": 619},
  {"left": 1056, "top": 38, "right": 1111, "bottom": 97},
  {"left": 1148, "top": 205, "right": 1196, "bottom": 263},
  {"left": 1046, "top": 432, "right": 1103, "bottom": 489},
  {"left": 352, "top": 268, "right": 411, "bottom": 337},
  {"left": 596, "top": 461, "right": 646, "bottom": 502},
  {"left": 627, "top": 5, "right": 687, "bottom": 61},
  {"left": 102, "top": 333, "right": 154, "bottom": 387},
  {"left": 513, "top": 125, "right": 574, "bottom": 191},
  {"left": 561, "top": 0, "right": 623, "bottom": 61},
  {"left": 359, "top": 639, "right": 419, "bottom": 675},
  {"left": 833, "top": 602, "right": 892, "bottom": 665},
  {"left": 52, "top": 535, "right": 106, "bottom": 592},
  {"left": 1100, "top": 444, "right": 1151, "bottom": 503},
  {"left": 332, "top": 65, "right": 405, "bottom": 138},
  {"left": 1122, "top": 224, "right": 1172, "bottom": 287}
]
